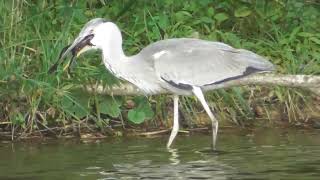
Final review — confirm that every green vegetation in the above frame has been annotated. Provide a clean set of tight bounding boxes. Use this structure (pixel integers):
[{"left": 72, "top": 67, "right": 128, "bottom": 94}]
[{"left": 1, "top": 0, "right": 320, "bottom": 137}]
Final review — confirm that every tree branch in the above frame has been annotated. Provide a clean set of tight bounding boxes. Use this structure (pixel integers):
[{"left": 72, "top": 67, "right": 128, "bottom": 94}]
[{"left": 85, "top": 73, "right": 320, "bottom": 96}]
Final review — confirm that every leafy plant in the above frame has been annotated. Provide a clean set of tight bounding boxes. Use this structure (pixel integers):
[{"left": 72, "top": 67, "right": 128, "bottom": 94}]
[
  {"left": 98, "top": 96, "right": 121, "bottom": 118},
  {"left": 0, "top": 0, "right": 319, "bottom": 135},
  {"left": 128, "top": 96, "right": 154, "bottom": 124}
]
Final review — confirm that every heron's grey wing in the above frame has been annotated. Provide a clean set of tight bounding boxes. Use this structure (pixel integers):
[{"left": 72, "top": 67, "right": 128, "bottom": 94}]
[{"left": 149, "top": 39, "right": 274, "bottom": 88}]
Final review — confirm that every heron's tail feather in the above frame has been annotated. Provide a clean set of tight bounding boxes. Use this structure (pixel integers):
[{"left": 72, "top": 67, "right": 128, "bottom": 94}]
[{"left": 237, "top": 49, "right": 275, "bottom": 72}]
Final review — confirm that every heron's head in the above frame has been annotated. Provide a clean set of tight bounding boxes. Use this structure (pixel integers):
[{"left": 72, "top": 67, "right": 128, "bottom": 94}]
[{"left": 49, "top": 18, "right": 121, "bottom": 73}]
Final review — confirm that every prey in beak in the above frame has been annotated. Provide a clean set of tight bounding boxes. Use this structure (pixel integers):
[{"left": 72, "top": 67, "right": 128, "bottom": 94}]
[{"left": 48, "top": 34, "right": 94, "bottom": 74}]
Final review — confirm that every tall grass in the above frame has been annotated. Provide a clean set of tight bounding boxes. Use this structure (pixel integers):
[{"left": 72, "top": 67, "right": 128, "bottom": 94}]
[{"left": 1, "top": 0, "right": 319, "bottom": 136}]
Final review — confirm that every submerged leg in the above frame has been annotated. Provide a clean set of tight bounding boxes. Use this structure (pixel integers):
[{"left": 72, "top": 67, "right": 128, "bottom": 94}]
[
  {"left": 167, "top": 95, "right": 179, "bottom": 148},
  {"left": 192, "top": 86, "right": 219, "bottom": 150}
]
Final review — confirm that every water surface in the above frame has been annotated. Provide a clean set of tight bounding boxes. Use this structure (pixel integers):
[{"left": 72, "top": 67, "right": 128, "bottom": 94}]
[{"left": 1, "top": 128, "right": 320, "bottom": 179}]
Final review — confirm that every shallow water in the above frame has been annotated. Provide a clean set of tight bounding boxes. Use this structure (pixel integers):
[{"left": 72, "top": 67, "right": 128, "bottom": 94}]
[{"left": 1, "top": 128, "right": 320, "bottom": 180}]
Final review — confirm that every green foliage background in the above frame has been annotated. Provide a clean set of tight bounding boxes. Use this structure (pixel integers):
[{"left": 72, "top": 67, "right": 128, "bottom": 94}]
[{"left": 0, "top": 0, "right": 319, "bottom": 134}]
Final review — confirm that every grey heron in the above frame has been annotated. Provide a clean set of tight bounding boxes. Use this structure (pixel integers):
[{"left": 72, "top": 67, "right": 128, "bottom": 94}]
[{"left": 49, "top": 18, "right": 275, "bottom": 150}]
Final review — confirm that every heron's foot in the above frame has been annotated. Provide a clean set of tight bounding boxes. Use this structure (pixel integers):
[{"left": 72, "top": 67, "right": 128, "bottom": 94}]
[
  {"left": 211, "top": 121, "right": 218, "bottom": 151},
  {"left": 167, "top": 128, "right": 178, "bottom": 148},
  {"left": 211, "top": 139, "right": 217, "bottom": 151}
]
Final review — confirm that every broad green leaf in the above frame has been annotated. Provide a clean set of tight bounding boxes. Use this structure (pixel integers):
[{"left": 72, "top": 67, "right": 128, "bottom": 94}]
[
  {"left": 158, "top": 15, "right": 169, "bottom": 30},
  {"left": 11, "top": 112, "right": 25, "bottom": 125},
  {"left": 99, "top": 96, "right": 121, "bottom": 118},
  {"left": 200, "top": 17, "right": 213, "bottom": 23},
  {"left": 175, "top": 11, "right": 192, "bottom": 22},
  {"left": 234, "top": 7, "right": 252, "bottom": 18},
  {"left": 126, "top": 96, "right": 154, "bottom": 124},
  {"left": 133, "top": 96, "right": 154, "bottom": 119},
  {"left": 297, "top": 32, "right": 314, "bottom": 37},
  {"left": 142, "top": 103, "right": 154, "bottom": 119},
  {"left": 214, "top": 13, "right": 229, "bottom": 23},
  {"left": 199, "top": 0, "right": 211, "bottom": 6},
  {"left": 128, "top": 109, "right": 145, "bottom": 124},
  {"left": 207, "top": 7, "right": 215, "bottom": 16},
  {"left": 310, "top": 37, "right": 320, "bottom": 45},
  {"left": 61, "top": 95, "right": 89, "bottom": 119}
]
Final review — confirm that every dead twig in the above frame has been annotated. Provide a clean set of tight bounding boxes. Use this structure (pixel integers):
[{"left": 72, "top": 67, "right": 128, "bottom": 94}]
[{"left": 137, "top": 129, "right": 189, "bottom": 136}]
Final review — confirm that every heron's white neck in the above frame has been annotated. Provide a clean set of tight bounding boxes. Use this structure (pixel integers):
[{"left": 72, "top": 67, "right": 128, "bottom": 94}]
[
  {"left": 96, "top": 22, "right": 162, "bottom": 94},
  {"left": 98, "top": 23, "right": 131, "bottom": 77},
  {"left": 102, "top": 25, "right": 126, "bottom": 60}
]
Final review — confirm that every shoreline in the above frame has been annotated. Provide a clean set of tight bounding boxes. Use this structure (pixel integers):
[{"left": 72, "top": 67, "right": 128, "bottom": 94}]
[{"left": 1, "top": 120, "right": 318, "bottom": 142}]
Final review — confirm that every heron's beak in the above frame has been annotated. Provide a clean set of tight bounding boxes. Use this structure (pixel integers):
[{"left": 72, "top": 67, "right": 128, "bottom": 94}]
[{"left": 48, "top": 34, "right": 94, "bottom": 73}]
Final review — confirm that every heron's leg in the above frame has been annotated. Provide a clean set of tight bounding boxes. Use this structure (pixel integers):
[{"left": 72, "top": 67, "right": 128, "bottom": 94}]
[
  {"left": 192, "top": 86, "right": 218, "bottom": 150},
  {"left": 167, "top": 95, "right": 179, "bottom": 148}
]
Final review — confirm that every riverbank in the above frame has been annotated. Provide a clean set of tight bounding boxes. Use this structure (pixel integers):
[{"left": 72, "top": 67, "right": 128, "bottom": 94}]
[
  {"left": 1, "top": 100, "right": 319, "bottom": 141},
  {"left": 1, "top": 1, "right": 319, "bottom": 138}
]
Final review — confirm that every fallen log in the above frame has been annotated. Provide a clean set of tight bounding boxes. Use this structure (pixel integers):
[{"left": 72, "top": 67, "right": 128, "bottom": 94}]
[{"left": 85, "top": 73, "right": 320, "bottom": 96}]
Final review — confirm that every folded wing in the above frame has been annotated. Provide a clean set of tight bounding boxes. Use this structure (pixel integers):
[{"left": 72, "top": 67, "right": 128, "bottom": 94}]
[{"left": 149, "top": 39, "right": 274, "bottom": 89}]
